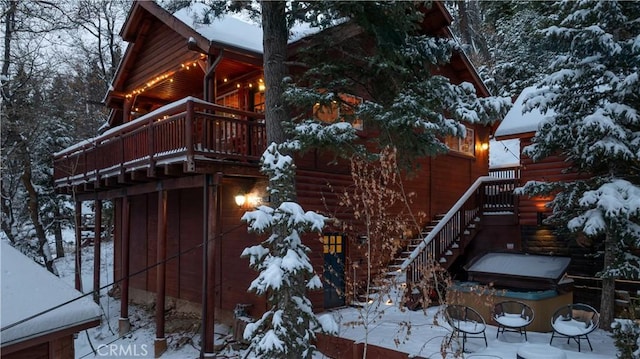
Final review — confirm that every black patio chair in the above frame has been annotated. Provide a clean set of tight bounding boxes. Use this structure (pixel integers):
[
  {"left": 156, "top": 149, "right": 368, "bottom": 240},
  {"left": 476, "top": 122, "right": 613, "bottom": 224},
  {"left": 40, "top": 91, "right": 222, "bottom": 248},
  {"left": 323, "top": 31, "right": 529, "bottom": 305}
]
[
  {"left": 550, "top": 303, "right": 599, "bottom": 352},
  {"left": 445, "top": 304, "right": 488, "bottom": 352},
  {"left": 493, "top": 300, "right": 534, "bottom": 341}
]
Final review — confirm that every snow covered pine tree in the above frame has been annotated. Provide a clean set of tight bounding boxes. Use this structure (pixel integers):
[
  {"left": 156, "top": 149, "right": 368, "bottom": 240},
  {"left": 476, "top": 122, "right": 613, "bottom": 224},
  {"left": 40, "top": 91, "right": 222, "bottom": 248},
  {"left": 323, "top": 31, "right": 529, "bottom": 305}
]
[{"left": 517, "top": 0, "right": 640, "bottom": 329}]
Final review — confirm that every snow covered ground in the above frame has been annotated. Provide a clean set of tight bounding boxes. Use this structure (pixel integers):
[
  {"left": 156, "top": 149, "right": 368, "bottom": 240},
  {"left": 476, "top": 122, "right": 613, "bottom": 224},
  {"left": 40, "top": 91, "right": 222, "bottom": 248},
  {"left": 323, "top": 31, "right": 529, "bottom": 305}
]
[{"left": 46, "top": 229, "right": 618, "bottom": 359}]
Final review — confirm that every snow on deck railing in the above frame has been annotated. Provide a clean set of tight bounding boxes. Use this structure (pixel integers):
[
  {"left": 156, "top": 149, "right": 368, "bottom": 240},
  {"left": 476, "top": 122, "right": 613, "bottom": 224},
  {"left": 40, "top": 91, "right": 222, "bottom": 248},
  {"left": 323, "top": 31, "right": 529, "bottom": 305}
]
[
  {"left": 399, "top": 176, "right": 518, "bottom": 285},
  {"left": 401, "top": 176, "right": 493, "bottom": 271},
  {"left": 53, "top": 97, "right": 266, "bottom": 184}
]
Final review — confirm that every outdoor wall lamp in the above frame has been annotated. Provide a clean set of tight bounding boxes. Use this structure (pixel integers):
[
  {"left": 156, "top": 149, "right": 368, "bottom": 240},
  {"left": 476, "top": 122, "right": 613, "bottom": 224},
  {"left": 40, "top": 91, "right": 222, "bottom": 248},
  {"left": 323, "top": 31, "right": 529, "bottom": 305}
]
[
  {"left": 480, "top": 142, "right": 489, "bottom": 151},
  {"left": 235, "top": 193, "right": 247, "bottom": 207},
  {"left": 235, "top": 192, "right": 261, "bottom": 208}
]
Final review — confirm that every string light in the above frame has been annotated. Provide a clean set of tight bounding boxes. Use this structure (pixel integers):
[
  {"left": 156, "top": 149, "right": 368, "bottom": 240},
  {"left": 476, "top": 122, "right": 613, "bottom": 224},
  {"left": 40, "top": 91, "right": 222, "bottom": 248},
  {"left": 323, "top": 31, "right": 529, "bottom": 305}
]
[
  {"left": 124, "top": 60, "right": 199, "bottom": 99},
  {"left": 124, "top": 64, "right": 266, "bottom": 100}
]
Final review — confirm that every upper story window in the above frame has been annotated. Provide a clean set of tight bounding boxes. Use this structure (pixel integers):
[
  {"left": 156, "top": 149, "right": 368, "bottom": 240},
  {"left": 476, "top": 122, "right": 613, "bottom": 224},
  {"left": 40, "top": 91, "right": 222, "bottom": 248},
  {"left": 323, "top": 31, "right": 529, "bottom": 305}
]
[
  {"left": 313, "top": 93, "right": 363, "bottom": 131},
  {"left": 445, "top": 127, "right": 475, "bottom": 156}
]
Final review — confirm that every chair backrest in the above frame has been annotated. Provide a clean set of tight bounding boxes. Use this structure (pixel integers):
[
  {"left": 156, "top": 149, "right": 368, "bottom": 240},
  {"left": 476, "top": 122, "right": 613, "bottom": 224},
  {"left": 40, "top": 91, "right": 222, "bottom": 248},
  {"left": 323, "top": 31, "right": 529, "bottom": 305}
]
[
  {"left": 493, "top": 300, "right": 534, "bottom": 322},
  {"left": 551, "top": 303, "right": 600, "bottom": 335},
  {"left": 445, "top": 305, "right": 486, "bottom": 334}
]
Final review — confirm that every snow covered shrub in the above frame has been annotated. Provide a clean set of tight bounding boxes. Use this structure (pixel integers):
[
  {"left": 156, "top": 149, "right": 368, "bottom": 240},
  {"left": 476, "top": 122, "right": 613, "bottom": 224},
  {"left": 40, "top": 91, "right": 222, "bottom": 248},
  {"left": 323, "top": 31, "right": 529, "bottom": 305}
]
[{"left": 612, "top": 318, "right": 640, "bottom": 359}]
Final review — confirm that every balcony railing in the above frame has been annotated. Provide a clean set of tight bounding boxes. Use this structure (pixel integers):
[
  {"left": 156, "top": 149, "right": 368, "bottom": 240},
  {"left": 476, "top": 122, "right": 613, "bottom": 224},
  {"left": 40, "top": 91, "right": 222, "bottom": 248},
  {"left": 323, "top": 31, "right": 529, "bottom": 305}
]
[{"left": 54, "top": 97, "right": 266, "bottom": 187}]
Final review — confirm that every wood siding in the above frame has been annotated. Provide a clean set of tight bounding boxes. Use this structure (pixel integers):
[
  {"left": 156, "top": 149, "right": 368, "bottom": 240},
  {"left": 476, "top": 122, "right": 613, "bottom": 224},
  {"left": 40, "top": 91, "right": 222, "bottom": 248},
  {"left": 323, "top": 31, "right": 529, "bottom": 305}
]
[
  {"left": 518, "top": 136, "right": 585, "bottom": 226},
  {"left": 124, "top": 18, "right": 199, "bottom": 96}
]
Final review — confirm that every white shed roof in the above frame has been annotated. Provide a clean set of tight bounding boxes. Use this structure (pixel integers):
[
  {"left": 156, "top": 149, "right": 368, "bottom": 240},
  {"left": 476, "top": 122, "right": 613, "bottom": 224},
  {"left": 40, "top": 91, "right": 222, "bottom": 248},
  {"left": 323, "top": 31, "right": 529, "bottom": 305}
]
[
  {"left": 1, "top": 241, "right": 101, "bottom": 347},
  {"left": 494, "top": 86, "right": 554, "bottom": 140}
]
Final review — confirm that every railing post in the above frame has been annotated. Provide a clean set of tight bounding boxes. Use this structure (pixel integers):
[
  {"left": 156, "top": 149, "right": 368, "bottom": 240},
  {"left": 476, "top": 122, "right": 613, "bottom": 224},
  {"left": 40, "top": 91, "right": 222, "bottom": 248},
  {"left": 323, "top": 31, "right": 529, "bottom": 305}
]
[
  {"left": 148, "top": 117, "right": 156, "bottom": 177},
  {"left": 185, "top": 100, "right": 195, "bottom": 172},
  {"left": 119, "top": 134, "right": 125, "bottom": 183}
]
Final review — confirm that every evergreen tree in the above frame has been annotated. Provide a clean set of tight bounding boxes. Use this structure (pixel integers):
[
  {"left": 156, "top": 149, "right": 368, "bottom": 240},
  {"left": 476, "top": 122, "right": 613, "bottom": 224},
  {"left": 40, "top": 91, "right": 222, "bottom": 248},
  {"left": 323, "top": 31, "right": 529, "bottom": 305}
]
[
  {"left": 241, "top": 142, "right": 336, "bottom": 359},
  {"left": 285, "top": 2, "right": 510, "bottom": 168},
  {"left": 477, "top": 1, "right": 556, "bottom": 97},
  {"left": 517, "top": 0, "right": 640, "bottom": 329}
]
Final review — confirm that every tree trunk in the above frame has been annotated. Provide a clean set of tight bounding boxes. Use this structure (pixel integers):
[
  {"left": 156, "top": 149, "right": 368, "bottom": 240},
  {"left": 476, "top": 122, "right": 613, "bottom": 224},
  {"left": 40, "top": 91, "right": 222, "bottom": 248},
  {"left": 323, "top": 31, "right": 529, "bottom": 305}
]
[
  {"left": 53, "top": 206, "right": 65, "bottom": 258},
  {"left": 261, "top": 1, "right": 288, "bottom": 145},
  {"left": 1, "top": 180, "right": 16, "bottom": 244},
  {"left": 600, "top": 229, "right": 615, "bottom": 329},
  {"left": 20, "top": 142, "right": 58, "bottom": 275}
]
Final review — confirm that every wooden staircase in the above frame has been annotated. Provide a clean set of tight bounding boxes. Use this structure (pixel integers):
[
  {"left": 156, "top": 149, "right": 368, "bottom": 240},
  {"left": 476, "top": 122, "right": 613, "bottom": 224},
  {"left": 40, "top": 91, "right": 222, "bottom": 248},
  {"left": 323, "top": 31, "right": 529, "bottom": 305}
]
[{"left": 351, "top": 173, "right": 518, "bottom": 307}]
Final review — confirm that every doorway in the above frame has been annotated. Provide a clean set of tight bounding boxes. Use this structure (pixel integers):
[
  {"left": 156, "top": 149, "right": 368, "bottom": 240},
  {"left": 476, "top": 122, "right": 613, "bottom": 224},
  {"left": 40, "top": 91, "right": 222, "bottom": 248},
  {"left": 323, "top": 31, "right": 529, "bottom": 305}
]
[{"left": 322, "top": 233, "right": 345, "bottom": 308}]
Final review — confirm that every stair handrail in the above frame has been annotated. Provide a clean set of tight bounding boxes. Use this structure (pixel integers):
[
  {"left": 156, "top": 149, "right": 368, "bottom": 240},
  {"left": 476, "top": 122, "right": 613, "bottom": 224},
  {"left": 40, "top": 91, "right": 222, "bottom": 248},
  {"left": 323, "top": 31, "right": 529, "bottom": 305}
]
[{"left": 400, "top": 176, "right": 495, "bottom": 273}]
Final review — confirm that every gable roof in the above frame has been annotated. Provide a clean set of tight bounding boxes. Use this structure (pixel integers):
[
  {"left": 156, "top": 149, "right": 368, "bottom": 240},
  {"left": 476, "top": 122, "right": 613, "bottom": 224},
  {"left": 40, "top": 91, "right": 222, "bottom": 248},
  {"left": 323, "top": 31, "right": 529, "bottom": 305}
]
[
  {"left": 494, "top": 86, "right": 555, "bottom": 140},
  {"left": 1, "top": 242, "right": 101, "bottom": 348},
  {"left": 106, "top": 1, "right": 491, "bottom": 124}
]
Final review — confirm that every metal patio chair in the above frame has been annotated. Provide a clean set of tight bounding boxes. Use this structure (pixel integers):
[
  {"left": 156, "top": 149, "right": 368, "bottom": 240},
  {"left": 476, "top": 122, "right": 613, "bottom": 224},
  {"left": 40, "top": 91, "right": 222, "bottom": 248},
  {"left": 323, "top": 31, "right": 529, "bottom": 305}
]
[
  {"left": 445, "top": 305, "right": 488, "bottom": 352},
  {"left": 493, "top": 300, "right": 534, "bottom": 341},
  {"left": 550, "top": 303, "right": 599, "bottom": 352}
]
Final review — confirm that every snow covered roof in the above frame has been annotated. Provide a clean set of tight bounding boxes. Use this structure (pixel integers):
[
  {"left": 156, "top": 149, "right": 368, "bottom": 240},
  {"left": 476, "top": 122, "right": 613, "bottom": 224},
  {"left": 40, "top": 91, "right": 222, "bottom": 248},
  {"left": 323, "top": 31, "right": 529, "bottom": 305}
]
[
  {"left": 172, "top": 3, "right": 320, "bottom": 54},
  {"left": 494, "top": 86, "right": 555, "bottom": 140},
  {"left": 1, "top": 241, "right": 101, "bottom": 347}
]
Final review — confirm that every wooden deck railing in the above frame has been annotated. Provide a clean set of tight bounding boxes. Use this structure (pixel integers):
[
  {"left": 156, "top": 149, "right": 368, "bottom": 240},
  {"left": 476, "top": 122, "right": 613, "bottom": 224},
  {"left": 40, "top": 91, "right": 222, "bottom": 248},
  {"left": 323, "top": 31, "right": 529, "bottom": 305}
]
[
  {"left": 401, "top": 176, "right": 518, "bottom": 285},
  {"left": 54, "top": 97, "right": 266, "bottom": 186}
]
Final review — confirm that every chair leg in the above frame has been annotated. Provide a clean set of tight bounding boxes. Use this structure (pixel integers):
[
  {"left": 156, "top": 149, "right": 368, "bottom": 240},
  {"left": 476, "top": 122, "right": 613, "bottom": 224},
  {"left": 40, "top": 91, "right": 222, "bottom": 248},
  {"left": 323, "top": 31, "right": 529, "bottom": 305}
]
[
  {"left": 462, "top": 332, "right": 466, "bottom": 353},
  {"left": 483, "top": 331, "right": 488, "bottom": 347},
  {"left": 577, "top": 336, "right": 581, "bottom": 352},
  {"left": 550, "top": 331, "right": 556, "bottom": 345},
  {"left": 585, "top": 334, "right": 593, "bottom": 351},
  {"left": 523, "top": 328, "right": 527, "bottom": 341}
]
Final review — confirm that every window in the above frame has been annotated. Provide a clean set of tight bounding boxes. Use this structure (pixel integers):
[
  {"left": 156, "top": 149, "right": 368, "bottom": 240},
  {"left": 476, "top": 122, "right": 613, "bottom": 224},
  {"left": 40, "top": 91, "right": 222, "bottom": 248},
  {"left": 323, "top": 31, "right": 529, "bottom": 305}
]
[
  {"left": 323, "top": 234, "right": 343, "bottom": 254},
  {"left": 313, "top": 93, "right": 363, "bottom": 130},
  {"left": 445, "top": 127, "right": 475, "bottom": 156}
]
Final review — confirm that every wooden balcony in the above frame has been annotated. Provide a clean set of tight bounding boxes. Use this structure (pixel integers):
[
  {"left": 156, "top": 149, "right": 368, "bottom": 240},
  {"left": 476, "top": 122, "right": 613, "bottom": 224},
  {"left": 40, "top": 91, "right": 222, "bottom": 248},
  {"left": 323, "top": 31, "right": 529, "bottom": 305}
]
[{"left": 54, "top": 97, "right": 266, "bottom": 193}]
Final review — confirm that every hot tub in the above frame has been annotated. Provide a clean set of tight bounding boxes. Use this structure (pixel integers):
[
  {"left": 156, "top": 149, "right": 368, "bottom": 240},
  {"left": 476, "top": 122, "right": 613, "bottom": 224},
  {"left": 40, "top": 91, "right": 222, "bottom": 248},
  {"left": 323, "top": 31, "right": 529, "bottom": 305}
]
[{"left": 446, "top": 252, "right": 574, "bottom": 332}]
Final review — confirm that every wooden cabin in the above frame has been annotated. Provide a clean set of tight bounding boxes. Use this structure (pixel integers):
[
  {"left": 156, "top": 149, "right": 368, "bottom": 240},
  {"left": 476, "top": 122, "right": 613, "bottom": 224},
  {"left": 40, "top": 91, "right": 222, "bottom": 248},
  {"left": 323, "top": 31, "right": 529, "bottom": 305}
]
[
  {"left": 1, "top": 242, "right": 101, "bottom": 359},
  {"left": 52, "top": 1, "right": 511, "bottom": 356}
]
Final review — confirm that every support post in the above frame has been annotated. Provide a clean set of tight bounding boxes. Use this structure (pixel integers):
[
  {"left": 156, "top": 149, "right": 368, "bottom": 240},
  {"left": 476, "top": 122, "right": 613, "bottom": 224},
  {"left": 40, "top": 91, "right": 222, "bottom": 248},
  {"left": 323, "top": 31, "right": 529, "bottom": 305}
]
[
  {"left": 93, "top": 200, "right": 102, "bottom": 304},
  {"left": 201, "top": 173, "right": 221, "bottom": 358},
  {"left": 74, "top": 201, "right": 82, "bottom": 292},
  {"left": 119, "top": 196, "right": 131, "bottom": 336},
  {"left": 155, "top": 190, "right": 168, "bottom": 358}
]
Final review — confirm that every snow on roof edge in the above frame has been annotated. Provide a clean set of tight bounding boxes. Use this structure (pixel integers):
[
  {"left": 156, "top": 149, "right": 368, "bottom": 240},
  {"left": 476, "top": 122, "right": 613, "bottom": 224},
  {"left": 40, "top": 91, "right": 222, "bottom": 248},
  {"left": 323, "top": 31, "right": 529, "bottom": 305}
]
[
  {"left": 170, "top": 3, "right": 322, "bottom": 55},
  {"left": 1, "top": 241, "right": 101, "bottom": 346},
  {"left": 494, "top": 86, "right": 555, "bottom": 139}
]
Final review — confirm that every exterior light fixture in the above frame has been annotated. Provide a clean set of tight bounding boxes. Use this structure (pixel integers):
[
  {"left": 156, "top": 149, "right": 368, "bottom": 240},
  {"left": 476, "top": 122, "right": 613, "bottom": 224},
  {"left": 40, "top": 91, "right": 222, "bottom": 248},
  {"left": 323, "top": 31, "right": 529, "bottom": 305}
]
[
  {"left": 481, "top": 142, "right": 489, "bottom": 151},
  {"left": 235, "top": 193, "right": 247, "bottom": 207}
]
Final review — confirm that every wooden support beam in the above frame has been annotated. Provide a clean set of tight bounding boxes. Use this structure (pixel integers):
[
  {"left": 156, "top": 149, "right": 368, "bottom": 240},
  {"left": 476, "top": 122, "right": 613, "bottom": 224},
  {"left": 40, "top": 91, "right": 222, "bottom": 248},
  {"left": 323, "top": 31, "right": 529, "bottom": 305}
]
[
  {"left": 155, "top": 190, "right": 168, "bottom": 357},
  {"left": 74, "top": 202, "right": 82, "bottom": 292},
  {"left": 93, "top": 200, "right": 102, "bottom": 304},
  {"left": 119, "top": 196, "right": 131, "bottom": 336},
  {"left": 202, "top": 173, "right": 221, "bottom": 357}
]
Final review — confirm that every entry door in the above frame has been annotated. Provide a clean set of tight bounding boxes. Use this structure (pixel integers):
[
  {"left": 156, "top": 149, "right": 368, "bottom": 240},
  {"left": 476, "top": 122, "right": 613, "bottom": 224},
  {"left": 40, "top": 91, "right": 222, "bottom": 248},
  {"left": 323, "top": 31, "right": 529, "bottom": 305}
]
[{"left": 322, "top": 234, "right": 345, "bottom": 308}]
